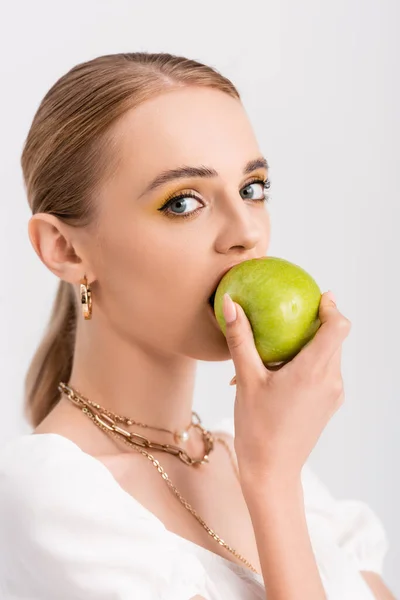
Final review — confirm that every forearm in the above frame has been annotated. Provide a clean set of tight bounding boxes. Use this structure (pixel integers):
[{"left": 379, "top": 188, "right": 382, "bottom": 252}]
[{"left": 241, "top": 474, "right": 326, "bottom": 600}]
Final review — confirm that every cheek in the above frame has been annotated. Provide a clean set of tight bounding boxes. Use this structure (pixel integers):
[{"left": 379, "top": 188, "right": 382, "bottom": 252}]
[{"left": 94, "top": 223, "right": 202, "bottom": 327}]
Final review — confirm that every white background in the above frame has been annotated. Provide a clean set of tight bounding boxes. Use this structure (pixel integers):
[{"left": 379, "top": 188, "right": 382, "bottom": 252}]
[{"left": 0, "top": 0, "right": 399, "bottom": 594}]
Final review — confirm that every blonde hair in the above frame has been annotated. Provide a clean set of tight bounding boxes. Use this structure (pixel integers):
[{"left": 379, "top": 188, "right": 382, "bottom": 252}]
[{"left": 22, "top": 52, "right": 241, "bottom": 428}]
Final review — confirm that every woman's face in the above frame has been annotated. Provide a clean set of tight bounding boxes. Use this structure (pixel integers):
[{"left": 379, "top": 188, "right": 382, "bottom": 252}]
[{"left": 85, "top": 86, "right": 271, "bottom": 361}]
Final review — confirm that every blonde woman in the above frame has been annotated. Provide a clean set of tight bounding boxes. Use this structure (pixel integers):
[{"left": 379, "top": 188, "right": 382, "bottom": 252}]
[{"left": 0, "top": 52, "right": 394, "bottom": 599}]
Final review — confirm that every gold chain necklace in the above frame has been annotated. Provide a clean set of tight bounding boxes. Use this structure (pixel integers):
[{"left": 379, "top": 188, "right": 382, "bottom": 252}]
[
  {"left": 58, "top": 382, "right": 214, "bottom": 466},
  {"left": 59, "top": 384, "right": 200, "bottom": 444},
  {"left": 58, "top": 381, "right": 259, "bottom": 574}
]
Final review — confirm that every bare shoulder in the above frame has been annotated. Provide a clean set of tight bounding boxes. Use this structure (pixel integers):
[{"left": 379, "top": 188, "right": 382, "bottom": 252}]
[{"left": 33, "top": 398, "right": 121, "bottom": 458}]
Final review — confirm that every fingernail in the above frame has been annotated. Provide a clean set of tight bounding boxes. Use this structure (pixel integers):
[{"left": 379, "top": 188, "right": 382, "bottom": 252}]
[
  {"left": 223, "top": 293, "right": 237, "bottom": 323},
  {"left": 326, "top": 290, "right": 337, "bottom": 305}
]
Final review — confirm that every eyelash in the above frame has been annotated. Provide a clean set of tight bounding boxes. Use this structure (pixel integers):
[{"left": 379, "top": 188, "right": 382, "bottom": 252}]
[{"left": 157, "top": 177, "right": 272, "bottom": 220}]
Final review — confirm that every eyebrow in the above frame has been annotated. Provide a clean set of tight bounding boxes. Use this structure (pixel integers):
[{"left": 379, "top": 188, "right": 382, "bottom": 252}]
[{"left": 138, "top": 156, "right": 269, "bottom": 199}]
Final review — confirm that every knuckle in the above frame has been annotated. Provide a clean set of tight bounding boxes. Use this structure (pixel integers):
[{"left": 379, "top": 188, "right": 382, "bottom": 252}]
[
  {"left": 227, "top": 331, "right": 245, "bottom": 351},
  {"left": 328, "top": 377, "right": 344, "bottom": 404},
  {"left": 328, "top": 394, "right": 344, "bottom": 417},
  {"left": 337, "top": 316, "right": 352, "bottom": 333},
  {"left": 335, "top": 391, "right": 345, "bottom": 407},
  {"left": 332, "top": 378, "right": 344, "bottom": 397}
]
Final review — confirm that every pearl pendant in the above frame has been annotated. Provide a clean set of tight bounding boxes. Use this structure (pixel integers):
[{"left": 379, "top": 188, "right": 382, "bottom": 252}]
[{"left": 175, "top": 430, "right": 190, "bottom": 443}]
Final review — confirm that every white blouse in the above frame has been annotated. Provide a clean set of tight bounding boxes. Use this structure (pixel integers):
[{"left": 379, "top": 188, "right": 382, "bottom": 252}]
[{"left": 0, "top": 416, "right": 389, "bottom": 600}]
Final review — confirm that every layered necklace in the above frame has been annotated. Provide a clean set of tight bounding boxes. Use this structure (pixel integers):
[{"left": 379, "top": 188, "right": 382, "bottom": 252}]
[{"left": 58, "top": 381, "right": 259, "bottom": 574}]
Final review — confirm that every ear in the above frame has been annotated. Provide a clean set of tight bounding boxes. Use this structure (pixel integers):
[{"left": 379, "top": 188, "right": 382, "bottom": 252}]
[{"left": 28, "top": 213, "right": 95, "bottom": 284}]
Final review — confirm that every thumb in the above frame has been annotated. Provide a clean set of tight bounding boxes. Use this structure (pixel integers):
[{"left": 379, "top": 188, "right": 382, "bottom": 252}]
[{"left": 223, "top": 293, "right": 267, "bottom": 386}]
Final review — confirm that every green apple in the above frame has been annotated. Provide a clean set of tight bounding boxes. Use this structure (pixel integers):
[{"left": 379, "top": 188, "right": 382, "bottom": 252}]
[{"left": 213, "top": 257, "right": 322, "bottom": 366}]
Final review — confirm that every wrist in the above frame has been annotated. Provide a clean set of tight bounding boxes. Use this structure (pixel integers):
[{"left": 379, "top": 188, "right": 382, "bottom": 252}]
[{"left": 238, "top": 465, "right": 303, "bottom": 498}]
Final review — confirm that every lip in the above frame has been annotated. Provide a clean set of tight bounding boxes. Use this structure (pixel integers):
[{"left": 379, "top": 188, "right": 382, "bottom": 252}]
[
  {"left": 206, "top": 257, "right": 263, "bottom": 327},
  {"left": 206, "top": 260, "right": 250, "bottom": 330},
  {"left": 207, "top": 261, "right": 249, "bottom": 305},
  {"left": 207, "top": 300, "right": 220, "bottom": 328}
]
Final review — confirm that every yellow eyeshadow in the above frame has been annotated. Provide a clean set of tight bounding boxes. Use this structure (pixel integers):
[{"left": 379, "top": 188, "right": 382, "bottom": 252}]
[
  {"left": 146, "top": 174, "right": 269, "bottom": 212},
  {"left": 154, "top": 186, "right": 194, "bottom": 208}
]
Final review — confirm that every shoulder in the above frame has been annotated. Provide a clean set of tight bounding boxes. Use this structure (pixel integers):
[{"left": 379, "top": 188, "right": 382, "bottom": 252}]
[
  {"left": 0, "top": 432, "right": 156, "bottom": 522},
  {"left": 0, "top": 433, "right": 210, "bottom": 599}
]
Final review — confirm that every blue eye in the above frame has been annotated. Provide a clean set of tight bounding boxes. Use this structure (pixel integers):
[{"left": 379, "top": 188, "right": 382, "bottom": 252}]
[
  {"left": 158, "top": 178, "right": 271, "bottom": 220},
  {"left": 240, "top": 179, "right": 271, "bottom": 201},
  {"left": 159, "top": 193, "right": 202, "bottom": 218}
]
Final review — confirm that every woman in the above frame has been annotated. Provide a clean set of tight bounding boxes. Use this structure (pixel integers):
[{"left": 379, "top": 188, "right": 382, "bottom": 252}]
[{"left": 0, "top": 52, "right": 394, "bottom": 599}]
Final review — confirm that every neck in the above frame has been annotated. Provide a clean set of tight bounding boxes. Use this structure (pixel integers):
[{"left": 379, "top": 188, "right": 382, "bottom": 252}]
[{"left": 66, "top": 316, "right": 199, "bottom": 446}]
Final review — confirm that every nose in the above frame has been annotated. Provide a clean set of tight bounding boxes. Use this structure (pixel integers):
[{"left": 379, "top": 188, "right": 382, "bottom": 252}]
[{"left": 214, "top": 194, "right": 265, "bottom": 253}]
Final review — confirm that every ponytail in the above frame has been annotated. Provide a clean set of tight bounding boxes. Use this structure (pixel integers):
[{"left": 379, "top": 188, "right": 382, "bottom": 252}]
[{"left": 24, "top": 281, "right": 76, "bottom": 428}]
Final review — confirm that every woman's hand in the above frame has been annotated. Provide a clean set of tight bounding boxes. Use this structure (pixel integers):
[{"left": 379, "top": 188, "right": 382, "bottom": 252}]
[{"left": 223, "top": 291, "right": 351, "bottom": 484}]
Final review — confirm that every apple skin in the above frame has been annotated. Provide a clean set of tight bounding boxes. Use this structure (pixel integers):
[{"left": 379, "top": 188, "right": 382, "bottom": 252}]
[{"left": 213, "top": 256, "right": 322, "bottom": 366}]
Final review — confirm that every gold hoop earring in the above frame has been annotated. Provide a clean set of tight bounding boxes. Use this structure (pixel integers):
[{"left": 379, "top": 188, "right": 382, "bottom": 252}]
[{"left": 80, "top": 275, "right": 92, "bottom": 320}]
